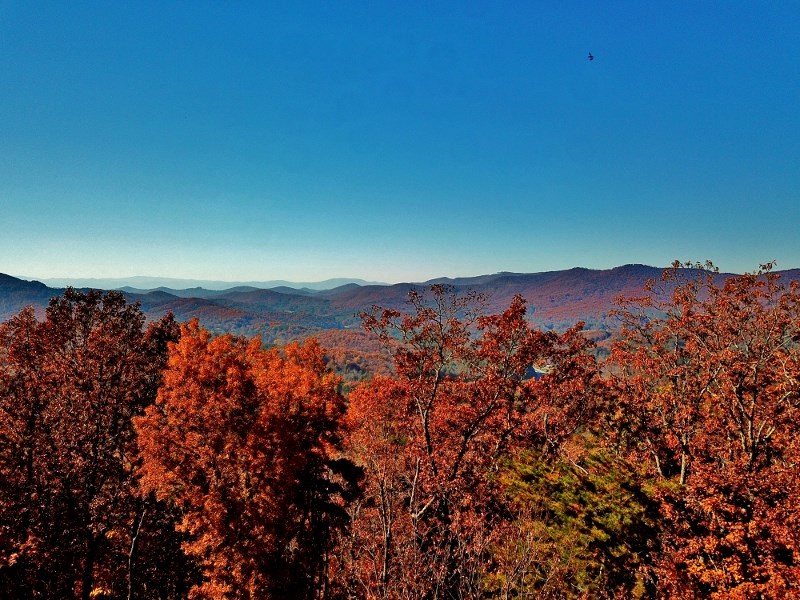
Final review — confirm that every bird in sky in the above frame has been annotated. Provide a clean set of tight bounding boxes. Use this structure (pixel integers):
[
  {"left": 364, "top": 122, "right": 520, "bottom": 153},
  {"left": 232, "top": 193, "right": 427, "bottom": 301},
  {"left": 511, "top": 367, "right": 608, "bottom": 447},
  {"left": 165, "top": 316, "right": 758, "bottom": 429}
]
[{"left": 588, "top": 52, "right": 594, "bottom": 61}]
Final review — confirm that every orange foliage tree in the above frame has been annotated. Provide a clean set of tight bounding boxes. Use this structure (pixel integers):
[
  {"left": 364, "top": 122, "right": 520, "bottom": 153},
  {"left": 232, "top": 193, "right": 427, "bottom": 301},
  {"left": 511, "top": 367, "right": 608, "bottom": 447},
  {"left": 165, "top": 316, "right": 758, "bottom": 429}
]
[
  {"left": 611, "top": 262, "right": 800, "bottom": 597},
  {"left": 135, "top": 320, "right": 361, "bottom": 599}
]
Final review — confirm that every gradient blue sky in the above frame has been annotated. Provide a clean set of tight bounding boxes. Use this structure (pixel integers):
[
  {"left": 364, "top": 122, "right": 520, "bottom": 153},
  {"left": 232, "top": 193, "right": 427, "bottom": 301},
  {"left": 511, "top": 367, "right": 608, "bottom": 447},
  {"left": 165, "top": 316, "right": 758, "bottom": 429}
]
[{"left": 2, "top": 2, "right": 798, "bottom": 283}]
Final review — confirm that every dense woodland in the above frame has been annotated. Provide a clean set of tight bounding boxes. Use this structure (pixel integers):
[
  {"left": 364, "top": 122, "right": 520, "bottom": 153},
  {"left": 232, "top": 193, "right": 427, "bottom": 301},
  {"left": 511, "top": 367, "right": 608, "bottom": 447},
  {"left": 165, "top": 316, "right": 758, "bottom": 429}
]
[{"left": 1, "top": 262, "right": 799, "bottom": 599}]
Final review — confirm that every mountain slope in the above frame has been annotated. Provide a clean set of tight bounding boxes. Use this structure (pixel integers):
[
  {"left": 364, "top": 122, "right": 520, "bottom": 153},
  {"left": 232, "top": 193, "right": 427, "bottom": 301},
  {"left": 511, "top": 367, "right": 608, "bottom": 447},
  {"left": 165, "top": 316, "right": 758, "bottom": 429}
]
[{"left": 0, "top": 274, "right": 61, "bottom": 320}]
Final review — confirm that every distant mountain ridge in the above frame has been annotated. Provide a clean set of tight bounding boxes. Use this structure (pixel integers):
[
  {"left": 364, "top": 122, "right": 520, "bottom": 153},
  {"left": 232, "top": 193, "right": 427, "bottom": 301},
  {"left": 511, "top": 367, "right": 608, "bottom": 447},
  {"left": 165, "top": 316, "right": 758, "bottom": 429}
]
[
  {"left": 19, "top": 275, "right": 387, "bottom": 291},
  {"left": 3, "top": 265, "right": 800, "bottom": 346}
]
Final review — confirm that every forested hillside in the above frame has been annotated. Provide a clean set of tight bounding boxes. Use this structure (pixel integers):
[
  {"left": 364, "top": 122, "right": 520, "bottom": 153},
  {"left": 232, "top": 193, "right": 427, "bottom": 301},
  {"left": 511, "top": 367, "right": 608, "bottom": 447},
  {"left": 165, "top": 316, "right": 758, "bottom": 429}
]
[{"left": 1, "top": 263, "right": 799, "bottom": 598}]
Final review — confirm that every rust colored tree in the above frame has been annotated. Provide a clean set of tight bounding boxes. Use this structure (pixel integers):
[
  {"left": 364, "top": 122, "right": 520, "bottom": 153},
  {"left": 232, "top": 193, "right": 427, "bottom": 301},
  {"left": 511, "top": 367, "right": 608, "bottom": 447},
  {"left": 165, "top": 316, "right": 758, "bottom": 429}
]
[
  {"left": 611, "top": 262, "right": 800, "bottom": 598},
  {"left": 135, "top": 321, "right": 361, "bottom": 600}
]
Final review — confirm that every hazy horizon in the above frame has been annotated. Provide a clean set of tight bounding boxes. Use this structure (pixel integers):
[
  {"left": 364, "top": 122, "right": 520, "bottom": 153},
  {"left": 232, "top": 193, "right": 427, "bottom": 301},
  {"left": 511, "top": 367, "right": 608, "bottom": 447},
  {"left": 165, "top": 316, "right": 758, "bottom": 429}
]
[
  {"left": 2, "top": 2, "right": 798, "bottom": 282},
  {"left": 10, "top": 260, "right": 799, "bottom": 291},
  {"left": 9, "top": 273, "right": 391, "bottom": 290}
]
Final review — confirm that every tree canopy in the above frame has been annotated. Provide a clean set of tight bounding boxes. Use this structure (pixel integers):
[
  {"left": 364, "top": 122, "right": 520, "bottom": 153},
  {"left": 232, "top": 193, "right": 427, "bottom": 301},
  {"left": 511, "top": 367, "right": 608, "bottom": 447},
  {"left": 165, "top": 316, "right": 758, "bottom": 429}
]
[{"left": 2, "top": 265, "right": 800, "bottom": 598}]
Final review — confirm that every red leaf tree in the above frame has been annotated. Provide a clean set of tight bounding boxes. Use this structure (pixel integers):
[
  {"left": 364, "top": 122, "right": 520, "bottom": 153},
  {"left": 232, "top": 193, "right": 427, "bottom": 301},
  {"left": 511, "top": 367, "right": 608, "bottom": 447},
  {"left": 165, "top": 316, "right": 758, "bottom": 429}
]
[
  {"left": 0, "top": 289, "right": 184, "bottom": 599},
  {"left": 343, "top": 285, "right": 603, "bottom": 599}
]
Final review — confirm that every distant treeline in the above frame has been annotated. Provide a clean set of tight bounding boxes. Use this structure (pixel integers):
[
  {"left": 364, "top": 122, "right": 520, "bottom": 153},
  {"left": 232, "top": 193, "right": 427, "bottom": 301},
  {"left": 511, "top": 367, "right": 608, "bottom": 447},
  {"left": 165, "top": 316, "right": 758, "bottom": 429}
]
[{"left": 1, "top": 262, "right": 799, "bottom": 599}]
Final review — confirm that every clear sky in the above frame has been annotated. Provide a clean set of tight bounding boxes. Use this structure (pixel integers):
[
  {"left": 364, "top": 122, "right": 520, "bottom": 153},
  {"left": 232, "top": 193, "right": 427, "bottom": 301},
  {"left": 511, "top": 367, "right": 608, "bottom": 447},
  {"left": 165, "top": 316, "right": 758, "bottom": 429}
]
[{"left": 2, "top": 2, "right": 798, "bottom": 283}]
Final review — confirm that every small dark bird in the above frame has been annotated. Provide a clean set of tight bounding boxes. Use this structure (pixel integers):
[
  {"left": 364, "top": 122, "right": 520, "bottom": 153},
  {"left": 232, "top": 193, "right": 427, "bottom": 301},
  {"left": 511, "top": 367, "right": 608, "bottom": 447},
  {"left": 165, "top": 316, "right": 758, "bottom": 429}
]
[{"left": 588, "top": 52, "right": 594, "bottom": 61}]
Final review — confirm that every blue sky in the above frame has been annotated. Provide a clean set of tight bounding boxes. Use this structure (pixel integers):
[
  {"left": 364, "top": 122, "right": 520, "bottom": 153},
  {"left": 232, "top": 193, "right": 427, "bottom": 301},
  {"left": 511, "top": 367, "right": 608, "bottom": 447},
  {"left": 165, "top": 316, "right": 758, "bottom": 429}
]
[{"left": 1, "top": 2, "right": 798, "bottom": 283}]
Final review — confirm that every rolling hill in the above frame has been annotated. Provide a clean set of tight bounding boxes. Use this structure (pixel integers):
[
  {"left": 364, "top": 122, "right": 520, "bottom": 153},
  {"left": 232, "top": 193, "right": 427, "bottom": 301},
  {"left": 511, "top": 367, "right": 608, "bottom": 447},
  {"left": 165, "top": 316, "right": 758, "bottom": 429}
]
[{"left": 4, "top": 266, "right": 799, "bottom": 347}]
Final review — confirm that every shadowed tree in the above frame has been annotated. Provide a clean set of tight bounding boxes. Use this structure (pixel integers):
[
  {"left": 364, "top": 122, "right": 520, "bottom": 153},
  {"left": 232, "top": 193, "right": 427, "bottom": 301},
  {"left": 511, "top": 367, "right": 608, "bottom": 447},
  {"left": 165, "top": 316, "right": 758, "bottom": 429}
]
[{"left": 0, "top": 289, "right": 189, "bottom": 599}]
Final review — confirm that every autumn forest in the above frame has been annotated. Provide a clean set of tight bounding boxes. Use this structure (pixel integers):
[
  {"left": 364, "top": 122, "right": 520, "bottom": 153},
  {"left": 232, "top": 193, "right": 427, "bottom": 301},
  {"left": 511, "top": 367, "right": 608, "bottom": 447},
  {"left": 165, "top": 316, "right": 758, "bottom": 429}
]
[{"left": 1, "top": 262, "right": 799, "bottom": 599}]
